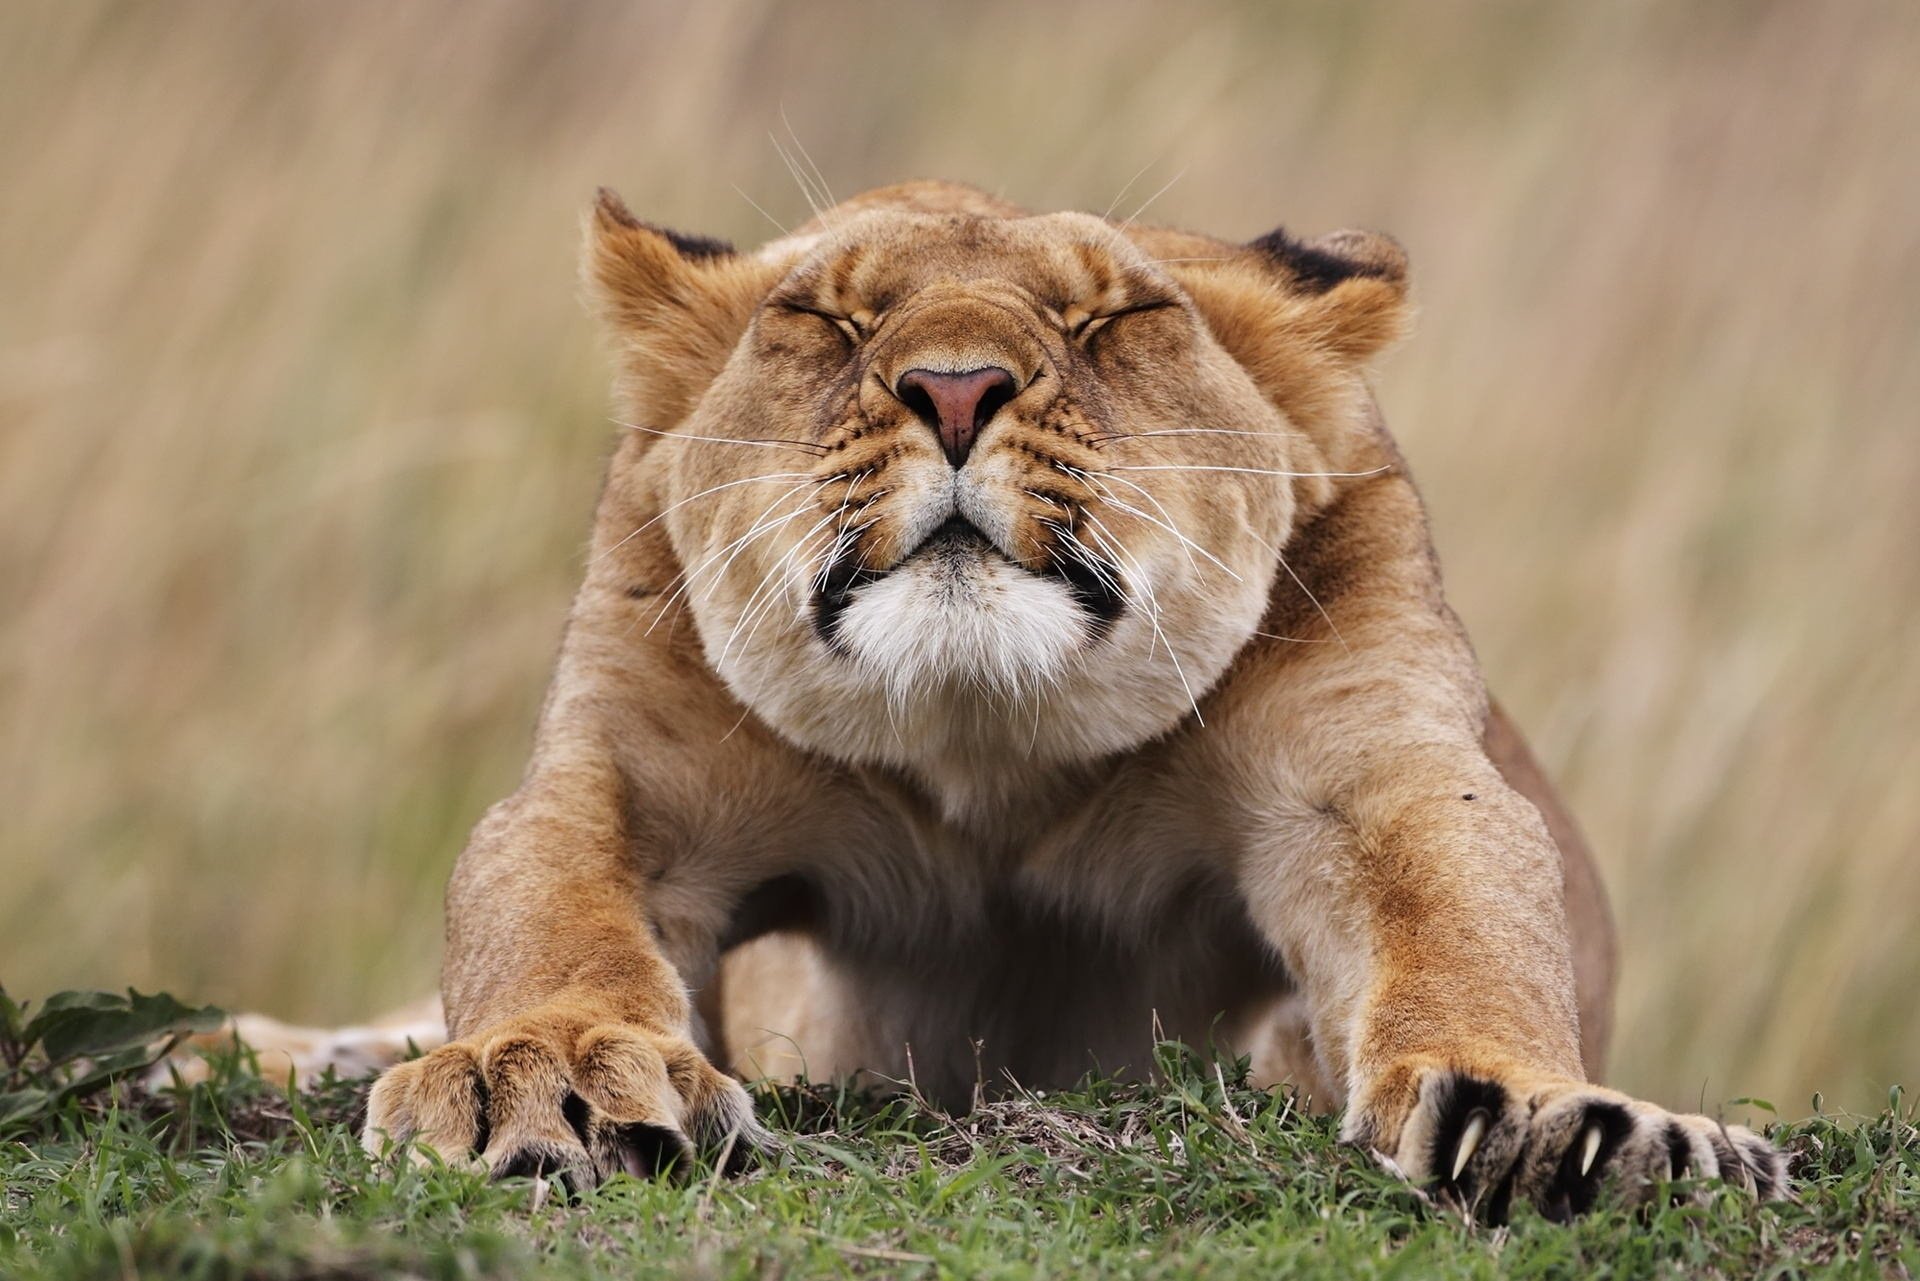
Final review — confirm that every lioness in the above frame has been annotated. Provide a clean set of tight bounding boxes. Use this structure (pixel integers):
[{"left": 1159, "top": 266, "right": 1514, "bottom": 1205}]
[{"left": 360, "top": 180, "right": 1785, "bottom": 1218}]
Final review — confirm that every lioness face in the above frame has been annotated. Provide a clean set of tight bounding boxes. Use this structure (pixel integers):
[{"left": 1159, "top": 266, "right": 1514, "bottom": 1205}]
[
  {"left": 653, "top": 210, "right": 1303, "bottom": 790},
  {"left": 582, "top": 198, "right": 1358, "bottom": 805}
]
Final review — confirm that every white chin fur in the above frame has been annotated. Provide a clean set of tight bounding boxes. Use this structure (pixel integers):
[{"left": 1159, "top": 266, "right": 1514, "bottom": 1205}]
[{"left": 834, "top": 551, "right": 1086, "bottom": 704}]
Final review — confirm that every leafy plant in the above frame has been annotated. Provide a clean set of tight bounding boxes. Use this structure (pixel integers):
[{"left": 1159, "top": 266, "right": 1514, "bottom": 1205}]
[{"left": 0, "top": 986, "right": 225, "bottom": 1132}]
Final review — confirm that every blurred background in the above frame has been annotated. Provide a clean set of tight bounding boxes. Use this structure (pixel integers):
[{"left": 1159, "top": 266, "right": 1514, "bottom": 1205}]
[{"left": 2, "top": 1, "right": 1914, "bottom": 1117}]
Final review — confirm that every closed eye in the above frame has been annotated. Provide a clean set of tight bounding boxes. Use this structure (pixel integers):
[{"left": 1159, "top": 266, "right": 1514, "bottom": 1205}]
[
  {"left": 779, "top": 303, "right": 867, "bottom": 345},
  {"left": 1070, "top": 299, "right": 1177, "bottom": 343},
  {"left": 775, "top": 295, "right": 887, "bottom": 345}
]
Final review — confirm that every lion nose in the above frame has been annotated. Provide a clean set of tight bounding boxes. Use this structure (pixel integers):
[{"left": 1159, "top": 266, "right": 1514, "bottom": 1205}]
[{"left": 895, "top": 366, "right": 1018, "bottom": 467}]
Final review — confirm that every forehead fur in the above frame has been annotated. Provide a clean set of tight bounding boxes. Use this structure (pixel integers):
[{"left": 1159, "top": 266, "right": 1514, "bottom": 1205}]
[{"left": 787, "top": 210, "right": 1164, "bottom": 310}]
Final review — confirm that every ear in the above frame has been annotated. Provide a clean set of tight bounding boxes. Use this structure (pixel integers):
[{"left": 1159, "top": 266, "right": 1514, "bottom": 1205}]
[
  {"left": 1244, "top": 226, "right": 1410, "bottom": 364},
  {"left": 583, "top": 187, "right": 783, "bottom": 426}
]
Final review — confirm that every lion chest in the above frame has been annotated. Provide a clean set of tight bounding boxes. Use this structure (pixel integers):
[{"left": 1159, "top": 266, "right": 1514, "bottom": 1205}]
[{"left": 695, "top": 760, "right": 1298, "bottom": 1099}]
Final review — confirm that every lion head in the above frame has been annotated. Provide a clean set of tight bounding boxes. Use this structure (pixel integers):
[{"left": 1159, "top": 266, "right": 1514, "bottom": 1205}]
[{"left": 585, "top": 182, "right": 1408, "bottom": 812}]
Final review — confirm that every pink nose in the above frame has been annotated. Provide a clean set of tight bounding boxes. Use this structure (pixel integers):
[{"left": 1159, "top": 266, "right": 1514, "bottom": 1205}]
[{"left": 895, "top": 366, "right": 1018, "bottom": 466}]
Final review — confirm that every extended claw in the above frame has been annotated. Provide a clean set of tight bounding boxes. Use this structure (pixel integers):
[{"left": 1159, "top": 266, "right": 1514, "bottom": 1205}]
[
  {"left": 1579, "top": 1122, "right": 1604, "bottom": 1177},
  {"left": 1452, "top": 1110, "right": 1488, "bottom": 1181}
]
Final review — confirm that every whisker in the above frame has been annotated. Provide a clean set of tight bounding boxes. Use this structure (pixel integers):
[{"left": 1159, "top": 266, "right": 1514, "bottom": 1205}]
[
  {"left": 1050, "top": 517, "right": 1125, "bottom": 593},
  {"left": 1072, "top": 465, "right": 1206, "bottom": 535},
  {"left": 642, "top": 479, "right": 829, "bottom": 634},
  {"left": 1077, "top": 512, "right": 1140, "bottom": 594},
  {"left": 616, "top": 420, "right": 829, "bottom": 455},
  {"left": 1089, "top": 419, "right": 1319, "bottom": 449},
  {"left": 1092, "top": 464, "right": 1352, "bottom": 656},
  {"left": 811, "top": 470, "right": 866, "bottom": 584},
  {"left": 592, "top": 471, "right": 819, "bottom": 566},
  {"left": 696, "top": 481, "right": 840, "bottom": 605},
  {"left": 713, "top": 519, "right": 846, "bottom": 740},
  {"left": 1027, "top": 678, "right": 1044, "bottom": 755},
  {"left": 1057, "top": 522, "right": 1144, "bottom": 679},
  {"left": 1060, "top": 464, "right": 1242, "bottom": 582},
  {"left": 704, "top": 491, "right": 821, "bottom": 577},
  {"left": 1047, "top": 521, "right": 1129, "bottom": 605},
  {"left": 1270, "top": 546, "right": 1351, "bottom": 656},
  {"left": 770, "top": 134, "right": 828, "bottom": 226},
  {"left": 1078, "top": 509, "right": 1162, "bottom": 659},
  {"left": 716, "top": 506, "right": 843, "bottom": 669},
  {"left": 732, "top": 184, "right": 790, "bottom": 237},
  {"left": 1082, "top": 516, "right": 1205, "bottom": 726},
  {"left": 780, "top": 107, "right": 837, "bottom": 209},
  {"left": 1067, "top": 514, "right": 1136, "bottom": 645},
  {"left": 1075, "top": 482, "right": 1199, "bottom": 583},
  {"left": 730, "top": 493, "right": 880, "bottom": 664},
  {"left": 1084, "top": 427, "right": 1282, "bottom": 446},
  {"left": 644, "top": 505, "right": 821, "bottom": 639},
  {"left": 772, "top": 110, "right": 839, "bottom": 236},
  {"left": 717, "top": 702, "right": 758, "bottom": 744},
  {"left": 1121, "top": 166, "right": 1188, "bottom": 230},
  {"left": 1103, "top": 159, "right": 1157, "bottom": 221},
  {"left": 1110, "top": 464, "right": 1394, "bottom": 480}
]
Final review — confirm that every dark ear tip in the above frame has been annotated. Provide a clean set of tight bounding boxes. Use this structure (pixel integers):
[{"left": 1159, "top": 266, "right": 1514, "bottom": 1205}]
[
  {"left": 594, "top": 187, "right": 642, "bottom": 231},
  {"left": 1247, "top": 225, "right": 1408, "bottom": 294},
  {"left": 1313, "top": 229, "right": 1408, "bottom": 285},
  {"left": 588, "top": 189, "right": 735, "bottom": 261}
]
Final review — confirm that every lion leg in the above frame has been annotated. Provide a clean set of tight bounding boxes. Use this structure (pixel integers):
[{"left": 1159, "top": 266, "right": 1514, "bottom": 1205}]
[
  {"left": 1484, "top": 698, "right": 1616, "bottom": 1078},
  {"left": 713, "top": 932, "right": 891, "bottom": 1088},
  {"left": 1236, "top": 740, "right": 1784, "bottom": 1220},
  {"left": 1236, "top": 990, "right": 1342, "bottom": 1106},
  {"left": 362, "top": 758, "right": 767, "bottom": 1188},
  {"left": 1242, "top": 701, "right": 1616, "bottom": 1114},
  {"left": 158, "top": 995, "right": 446, "bottom": 1088}
]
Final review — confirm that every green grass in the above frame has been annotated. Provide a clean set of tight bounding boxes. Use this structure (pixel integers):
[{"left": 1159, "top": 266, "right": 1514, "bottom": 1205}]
[{"left": 4, "top": 1051, "right": 1914, "bottom": 1280}]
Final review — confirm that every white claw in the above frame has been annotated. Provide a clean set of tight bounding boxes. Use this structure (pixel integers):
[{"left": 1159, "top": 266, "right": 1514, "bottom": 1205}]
[
  {"left": 1452, "top": 1112, "right": 1488, "bottom": 1181},
  {"left": 1579, "top": 1123, "right": 1604, "bottom": 1177}
]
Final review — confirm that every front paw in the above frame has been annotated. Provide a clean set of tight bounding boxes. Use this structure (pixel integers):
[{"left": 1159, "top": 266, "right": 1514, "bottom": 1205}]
[
  {"left": 361, "top": 1008, "right": 769, "bottom": 1190},
  {"left": 1348, "top": 1059, "right": 1787, "bottom": 1221}
]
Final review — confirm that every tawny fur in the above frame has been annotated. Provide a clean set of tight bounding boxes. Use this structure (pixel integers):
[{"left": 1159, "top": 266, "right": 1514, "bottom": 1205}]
[{"left": 340, "top": 180, "right": 1781, "bottom": 1213}]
